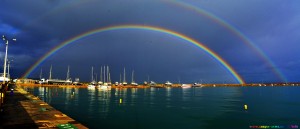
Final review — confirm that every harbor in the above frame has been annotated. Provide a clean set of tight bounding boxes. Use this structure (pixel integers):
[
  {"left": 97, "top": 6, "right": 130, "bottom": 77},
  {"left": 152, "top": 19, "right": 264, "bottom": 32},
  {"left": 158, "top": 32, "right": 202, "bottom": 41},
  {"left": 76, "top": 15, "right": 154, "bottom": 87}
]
[
  {"left": 1, "top": 81, "right": 300, "bottom": 128},
  {"left": 15, "top": 81, "right": 300, "bottom": 87},
  {"left": 1, "top": 1, "right": 300, "bottom": 128},
  {"left": 1, "top": 63, "right": 300, "bottom": 128},
  {"left": 13, "top": 85, "right": 300, "bottom": 129}
]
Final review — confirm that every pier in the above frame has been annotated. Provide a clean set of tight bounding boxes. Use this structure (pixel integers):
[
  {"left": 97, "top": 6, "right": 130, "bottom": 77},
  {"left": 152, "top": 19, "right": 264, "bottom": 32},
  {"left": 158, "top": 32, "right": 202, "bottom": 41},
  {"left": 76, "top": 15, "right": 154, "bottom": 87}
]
[{"left": 0, "top": 86, "right": 87, "bottom": 128}]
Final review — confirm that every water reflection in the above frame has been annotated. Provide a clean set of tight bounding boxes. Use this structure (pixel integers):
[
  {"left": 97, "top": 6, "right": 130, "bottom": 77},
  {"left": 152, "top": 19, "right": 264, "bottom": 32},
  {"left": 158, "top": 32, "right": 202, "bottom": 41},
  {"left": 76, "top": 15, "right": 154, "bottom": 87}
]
[
  {"left": 165, "top": 87, "right": 172, "bottom": 108},
  {"left": 18, "top": 86, "right": 300, "bottom": 129},
  {"left": 98, "top": 89, "right": 110, "bottom": 119},
  {"left": 20, "top": 86, "right": 241, "bottom": 116}
]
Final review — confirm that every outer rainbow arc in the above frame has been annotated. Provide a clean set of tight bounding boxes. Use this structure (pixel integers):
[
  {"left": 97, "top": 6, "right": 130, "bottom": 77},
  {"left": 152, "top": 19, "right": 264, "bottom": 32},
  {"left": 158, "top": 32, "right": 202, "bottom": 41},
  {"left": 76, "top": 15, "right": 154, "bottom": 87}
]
[
  {"left": 167, "top": 0, "right": 286, "bottom": 82},
  {"left": 22, "top": 24, "right": 245, "bottom": 84}
]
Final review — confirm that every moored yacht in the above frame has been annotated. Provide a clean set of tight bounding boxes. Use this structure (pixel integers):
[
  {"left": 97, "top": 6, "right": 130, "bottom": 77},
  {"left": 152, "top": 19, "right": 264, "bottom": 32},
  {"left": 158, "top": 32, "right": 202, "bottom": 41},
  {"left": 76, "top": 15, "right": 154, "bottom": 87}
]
[
  {"left": 88, "top": 81, "right": 97, "bottom": 88},
  {"left": 44, "top": 65, "right": 73, "bottom": 85},
  {"left": 122, "top": 67, "right": 127, "bottom": 86},
  {"left": 149, "top": 81, "right": 157, "bottom": 87},
  {"left": 98, "top": 66, "right": 103, "bottom": 85},
  {"left": 98, "top": 66, "right": 111, "bottom": 90},
  {"left": 131, "top": 70, "right": 138, "bottom": 86},
  {"left": 193, "top": 83, "right": 203, "bottom": 87},
  {"left": 88, "top": 66, "right": 97, "bottom": 88},
  {"left": 181, "top": 84, "right": 192, "bottom": 88},
  {"left": 165, "top": 81, "right": 172, "bottom": 86}
]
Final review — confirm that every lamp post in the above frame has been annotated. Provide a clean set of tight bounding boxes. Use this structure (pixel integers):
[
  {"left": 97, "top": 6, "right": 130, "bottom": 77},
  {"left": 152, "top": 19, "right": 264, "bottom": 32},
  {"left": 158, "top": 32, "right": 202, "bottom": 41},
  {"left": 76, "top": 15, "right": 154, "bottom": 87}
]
[
  {"left": 2, "top": 35, "right": 16, "bottom": 84},
  {"left": 7, "top": 59, "right": 13, "bottom": 80}
]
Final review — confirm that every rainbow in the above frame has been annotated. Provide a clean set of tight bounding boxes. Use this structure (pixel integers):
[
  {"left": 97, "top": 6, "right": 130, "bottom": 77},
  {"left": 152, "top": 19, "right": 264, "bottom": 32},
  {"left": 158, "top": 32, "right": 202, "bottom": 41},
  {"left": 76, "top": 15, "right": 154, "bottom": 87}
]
[
  {"left": 19, "top": 1, "right": 286, "bottom": 82},
  {"left": 22, "top": 24, "right": 245, "bottom": 84},
  {"left": 166, "top": 0, "right": 287, "bottom": 82}
]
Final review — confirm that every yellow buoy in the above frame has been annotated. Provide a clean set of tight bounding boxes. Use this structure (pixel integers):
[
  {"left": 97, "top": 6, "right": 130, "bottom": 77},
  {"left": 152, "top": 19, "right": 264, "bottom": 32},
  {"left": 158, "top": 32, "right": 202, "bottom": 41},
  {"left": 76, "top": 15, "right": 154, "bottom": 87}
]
[
  {"left": 244, "top": 104, "right": 248, "bottom": 110},
  {"left": 119, "top": 99, "right": 122, "bottom": 104}
]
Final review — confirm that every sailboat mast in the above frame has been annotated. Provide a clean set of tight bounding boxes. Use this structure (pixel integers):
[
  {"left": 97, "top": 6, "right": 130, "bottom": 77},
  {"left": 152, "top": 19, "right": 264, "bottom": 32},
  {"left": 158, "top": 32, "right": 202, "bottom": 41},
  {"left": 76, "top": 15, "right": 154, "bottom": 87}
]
[
  {"left": 104, "top": 66, "right": 106, "bottom": 83},
  {"left": 120, "top": 73, "right": 122, "bottom": 83},
  {"left": 49, "top": 65, "right": 52, "bottom": 79},
  {"left": 107, "top": 66, "right": 109, "bottom": 83},
  {"left": 123, "top": 67, "right": 126, "bottom": 83},
  {"left": 66, "top": 65, "right": 70, "bottom": 80},
  {"left": 132, "top": 70, "right": 134, "bottom": 83},
  {"left": 108, "top": 66, "right": 111, "bottom": 83},
  {"left": 91, "top": 66, "right": 94, "bottom": 82},
  {"left": 95, "top": 73, "right": 98, "bottom": 82},
  {"left": 100, "top": 66, "right": 102, "bottom": 82},
  {"left": 40, "top": 68, "right": 43, "bottom": 79},
  {"left": 109, "top": 72, "right": 111, "bottom": 83}
]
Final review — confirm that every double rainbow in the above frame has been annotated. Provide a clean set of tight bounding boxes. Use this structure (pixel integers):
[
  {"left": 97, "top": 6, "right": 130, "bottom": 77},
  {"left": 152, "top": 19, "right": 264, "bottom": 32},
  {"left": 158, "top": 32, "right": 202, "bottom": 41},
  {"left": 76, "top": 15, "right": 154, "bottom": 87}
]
[
  {"left": 21, "top": 24, "right": 245, "bottom": 84},
  {"left": 167, "top": 0, "right": 286, "bottom": 81}
]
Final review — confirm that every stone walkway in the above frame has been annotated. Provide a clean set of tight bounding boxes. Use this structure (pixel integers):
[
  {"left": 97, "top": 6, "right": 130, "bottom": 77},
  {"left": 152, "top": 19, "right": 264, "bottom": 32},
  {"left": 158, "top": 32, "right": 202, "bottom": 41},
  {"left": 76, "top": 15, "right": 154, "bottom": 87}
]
[{"left": 0, "top": 88, "right": 88, "bottom": 129}]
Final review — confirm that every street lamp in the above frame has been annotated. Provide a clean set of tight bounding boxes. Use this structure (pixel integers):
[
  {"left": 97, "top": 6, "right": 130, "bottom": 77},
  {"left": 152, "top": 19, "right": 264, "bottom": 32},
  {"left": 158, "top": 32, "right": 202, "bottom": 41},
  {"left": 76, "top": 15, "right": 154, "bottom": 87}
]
[{"left": 2, "top": 35, "right": 16, "bottom": 84}]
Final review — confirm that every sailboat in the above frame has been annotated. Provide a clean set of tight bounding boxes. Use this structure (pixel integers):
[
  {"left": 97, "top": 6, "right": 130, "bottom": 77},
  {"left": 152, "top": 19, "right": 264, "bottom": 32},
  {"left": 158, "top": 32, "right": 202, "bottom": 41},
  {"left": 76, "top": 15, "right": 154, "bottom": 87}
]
[
  {"left": 181, "top": 84, "right": 192, "bottom": 88},
  {"left": 65, "top": 65, "right": 72, "bottom": 84},
  {"left": 122, "top": 67, "right": 128, "bottom": 86},
  {"left": 98, "top": 66, "right": 103, "bottom": 85},
  {"left": 45, "top": 65, "right": 52, "bottom": 84},
  {"left": 193, "top": 80, "right": 203, "bottom": 87},
  {"left": 115, "top": 73, "right": 122, "bottom": 86},
  {"left": 88, "top": 66, "right": 96, "bottom": 88},
  {"left": 38, "top": 68, "right": 46, "bottom": 84},
  {"left": 107, "top": 66, "right": 112, "bottom": 86},
  {"left": 149, "top": 81, "right": 158, "bottom": 87},
  {"left": 44, "top": 65, "right": 73, "bottom": 85},
  {"left": 99, "top": 66, "right": 111, "bottom": 90},
  {"left": 143, "top": 75, "right": 150, "bottom": 86},
  {"left": 131, "top": 70, "right": 138, "bottom": 86},
  {"left": 165, "top": 81, "right": 173, "bottom": 86}
]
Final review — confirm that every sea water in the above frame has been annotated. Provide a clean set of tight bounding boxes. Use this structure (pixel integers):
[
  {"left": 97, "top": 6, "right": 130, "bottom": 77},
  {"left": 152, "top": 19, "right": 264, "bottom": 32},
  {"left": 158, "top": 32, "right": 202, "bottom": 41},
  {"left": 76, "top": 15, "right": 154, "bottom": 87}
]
[{"left": 20, "top": 86, "right": 300, "bottom": 129}]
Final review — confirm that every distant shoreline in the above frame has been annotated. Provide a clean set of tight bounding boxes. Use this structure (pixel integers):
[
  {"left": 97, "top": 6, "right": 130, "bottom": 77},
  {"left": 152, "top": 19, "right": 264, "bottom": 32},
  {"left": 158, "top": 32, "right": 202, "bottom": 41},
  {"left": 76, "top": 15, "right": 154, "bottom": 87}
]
[{"left": 16, "top": 83, "right": 300, "bottom": 88}]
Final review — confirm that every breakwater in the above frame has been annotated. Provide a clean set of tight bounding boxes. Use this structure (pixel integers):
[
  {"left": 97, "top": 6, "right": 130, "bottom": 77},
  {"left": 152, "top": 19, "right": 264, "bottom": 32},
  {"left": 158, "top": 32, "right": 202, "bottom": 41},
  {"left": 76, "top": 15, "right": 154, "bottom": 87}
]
[{"left": 0, "top": 86, "right": 88, "bottom": 128}]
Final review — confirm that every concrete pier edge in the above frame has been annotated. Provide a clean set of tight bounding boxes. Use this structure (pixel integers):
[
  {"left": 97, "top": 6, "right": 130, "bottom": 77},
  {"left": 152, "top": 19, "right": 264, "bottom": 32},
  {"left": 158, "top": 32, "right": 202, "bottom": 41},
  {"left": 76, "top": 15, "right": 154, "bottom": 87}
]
[{"left": 0, "top": 86, "right": 88, "bottom": 129}]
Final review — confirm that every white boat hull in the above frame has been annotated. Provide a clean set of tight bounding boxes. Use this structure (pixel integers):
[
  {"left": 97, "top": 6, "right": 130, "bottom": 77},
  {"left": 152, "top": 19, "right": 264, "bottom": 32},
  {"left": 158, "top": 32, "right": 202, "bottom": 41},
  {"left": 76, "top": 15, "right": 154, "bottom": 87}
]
[
  {"left": 99, "top": 85, "right": 111, "bottom": 90},
  {"left": 181, "top": 84, "right": 192, "bottom": 88}
]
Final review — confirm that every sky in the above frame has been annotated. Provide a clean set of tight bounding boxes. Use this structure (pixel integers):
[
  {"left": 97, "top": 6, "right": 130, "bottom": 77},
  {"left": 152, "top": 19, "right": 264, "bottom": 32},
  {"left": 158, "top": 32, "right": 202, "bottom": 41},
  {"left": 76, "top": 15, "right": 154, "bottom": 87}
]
[{"left": 0, "top": 0, "right": 300, "bottom": 83}]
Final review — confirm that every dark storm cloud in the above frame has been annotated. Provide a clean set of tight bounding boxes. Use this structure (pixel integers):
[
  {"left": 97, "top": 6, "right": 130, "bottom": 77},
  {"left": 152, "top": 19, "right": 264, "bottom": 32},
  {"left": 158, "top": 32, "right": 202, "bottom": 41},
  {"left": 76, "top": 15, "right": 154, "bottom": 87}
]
[
  {"left": 0, "top": 22, "right": 19, "bottom": 34},
  {"left": 186, "top": 0, "right": 300, "bottom": 82},
  {"left": 1, "top": 0, "right": 300, "bottom": 83}
]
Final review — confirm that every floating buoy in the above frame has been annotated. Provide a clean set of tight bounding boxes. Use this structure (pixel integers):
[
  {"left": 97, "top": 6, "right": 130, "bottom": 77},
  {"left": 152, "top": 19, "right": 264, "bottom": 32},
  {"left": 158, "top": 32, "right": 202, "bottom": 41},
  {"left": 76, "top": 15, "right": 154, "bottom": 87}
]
[
  {"left": 119, "top": 98, "right": 122, "bottom": 104},
  {"left": 244, "top": 104, "right": 248, "bottom": 110}
]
